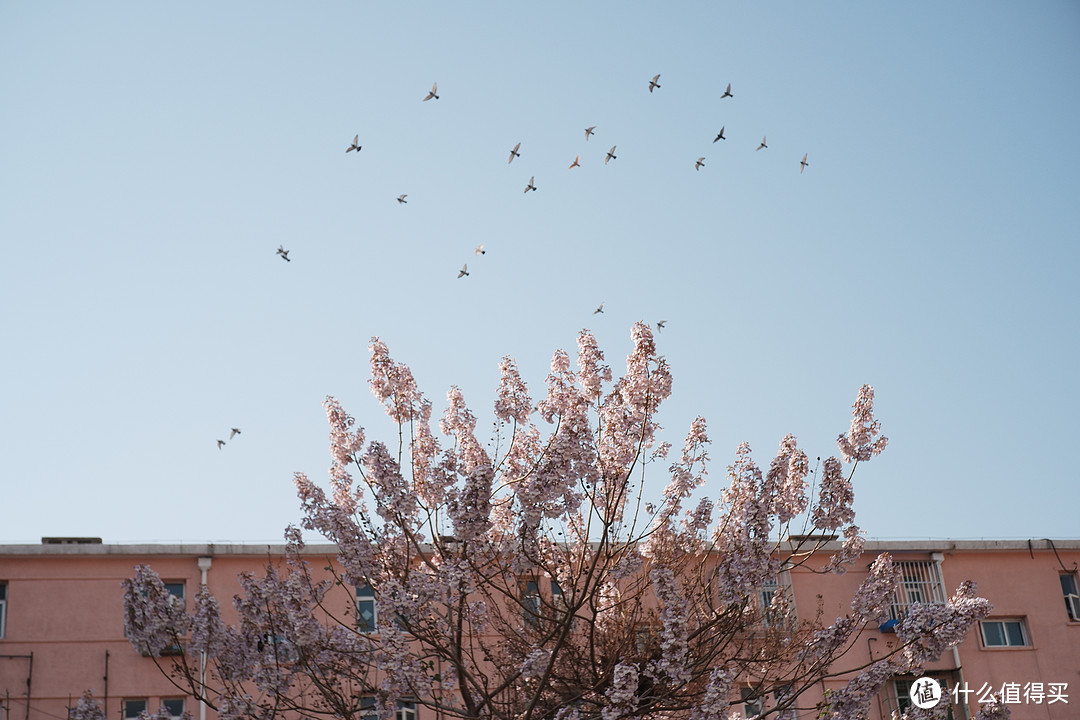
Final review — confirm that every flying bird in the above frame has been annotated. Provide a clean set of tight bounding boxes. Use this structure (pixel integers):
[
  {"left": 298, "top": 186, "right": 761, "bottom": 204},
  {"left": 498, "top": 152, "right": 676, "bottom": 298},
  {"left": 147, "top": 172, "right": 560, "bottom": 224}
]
[
  {"left": 585, "top": 126, "right": 596, "bottom": 140},
  {"left": 346, "top": 135, "right": 361, "bottom": 153},
  {"left": 695, "top": 157, "right": 705, "bottom": 171},
  {"left": 756, "top": 136, "right": 768, "bottom": 151},
  {"left": 217, "top": 440, "right": 226, "bottom": 450},
  {"left": 713, "top": 126, "right": 726, "bottom": 142},
  {"left": 605, "top": 146, "right": 617, "bottom": 164},
  {"left": 508, "top": 142, "right": 521, "bottom": 164},
  {"left": 648, "top": 74, "right": 661, "bottom": 92},
  {"left": 397, "top": 194, "right": 408, "bottom": 204},
  {"left": 423, "top": 82, "right": 439, "bottom": 101},
  {"left": 800, "top": 154, "right": 809, "bottom": 173},
  {"left": 525, "top": 176, "right": 537, "bottom": 193},
  {"left": 475, "top": 245, "right": 485, "bottom": 255},
  {"left": 593, "top": 303, "right": 604, "bottom": 315},
  {"left": 458, "top": 264, "right": 469, "bottom": 278},
  {"left": 657, "top": 320, "right": 667, "bottom": 331},
  {"left": 230, "top": 428, "right": 241, "bottom": 439},
  {"left": 276, "top": 245, "right": 291, "bottom": 262},
  {"left": 569, "top": 154, "right": 581, "bottom": 169},
  {"left": 721, "top": 83, "right": 733, "bottom": 99}
]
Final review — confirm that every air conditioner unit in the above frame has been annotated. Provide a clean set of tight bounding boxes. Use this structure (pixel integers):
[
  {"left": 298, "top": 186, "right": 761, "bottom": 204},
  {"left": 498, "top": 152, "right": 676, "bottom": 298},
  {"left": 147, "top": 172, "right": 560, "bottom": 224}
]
[{"left": 1066, "top": 594, "right": 1080, "bottom": 621}]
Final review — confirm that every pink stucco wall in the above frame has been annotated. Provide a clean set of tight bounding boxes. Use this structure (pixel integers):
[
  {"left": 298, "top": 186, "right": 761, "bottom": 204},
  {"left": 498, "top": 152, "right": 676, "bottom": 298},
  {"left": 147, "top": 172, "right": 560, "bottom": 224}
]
[{"left": 1, "top": 540, "right": 1077, "bottom": 720}]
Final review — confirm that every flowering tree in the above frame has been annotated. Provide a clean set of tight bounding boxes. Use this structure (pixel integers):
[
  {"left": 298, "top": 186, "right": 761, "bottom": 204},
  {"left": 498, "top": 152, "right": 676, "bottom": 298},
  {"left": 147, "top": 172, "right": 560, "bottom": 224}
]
[{"left": 124, "top": 323, "right": 995, "bottom": 720}]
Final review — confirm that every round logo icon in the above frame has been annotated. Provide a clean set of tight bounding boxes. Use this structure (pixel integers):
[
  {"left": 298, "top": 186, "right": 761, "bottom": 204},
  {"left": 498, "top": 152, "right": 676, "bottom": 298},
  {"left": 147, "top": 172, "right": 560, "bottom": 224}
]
[{"left": 909, "top": 677, "right": 943, "bottom": 709}]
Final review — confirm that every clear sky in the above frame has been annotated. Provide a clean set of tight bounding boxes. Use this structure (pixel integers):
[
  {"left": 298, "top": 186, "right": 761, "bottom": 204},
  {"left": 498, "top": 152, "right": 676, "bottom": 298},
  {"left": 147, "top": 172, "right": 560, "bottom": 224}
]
[{"left": 2, "top": 2, "right": 1078, "bottom": 544}]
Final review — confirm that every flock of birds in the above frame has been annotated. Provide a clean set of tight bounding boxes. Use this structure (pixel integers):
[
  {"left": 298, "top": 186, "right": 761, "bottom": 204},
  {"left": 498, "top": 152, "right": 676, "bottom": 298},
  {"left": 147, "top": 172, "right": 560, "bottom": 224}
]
[
  {"left": 216, "top": 427, "right": 242, "bottom": 450},
  {"left": 245, "top": 72, "right": 809, "bottom": 447}
]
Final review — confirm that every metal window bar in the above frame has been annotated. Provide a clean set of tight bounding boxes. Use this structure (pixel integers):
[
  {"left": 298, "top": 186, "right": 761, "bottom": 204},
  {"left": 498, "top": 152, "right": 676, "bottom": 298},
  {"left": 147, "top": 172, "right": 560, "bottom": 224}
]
[{"left": 889, "top": 561, "right": 946, "bottom": 621}]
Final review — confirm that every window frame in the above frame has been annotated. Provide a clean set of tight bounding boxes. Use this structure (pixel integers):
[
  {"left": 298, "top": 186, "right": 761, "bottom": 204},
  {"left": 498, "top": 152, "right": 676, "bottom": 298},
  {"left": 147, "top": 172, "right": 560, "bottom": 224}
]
[
  {"left": 122, "top": 699, "right": 148, "bottom": 720},
  {"left": 522, "top": 579, "right": 541, "bottom": 627},
  {"left": 161, "top": 698, "right": 185, "bottom": 720},
  {"left": 356, "top": 582, "right": 378, "bottom": 633},
  {"left": 979, "top": 618, "right": 1030, "bottom": 648},
  {"left": 0, "top": 581, "right": 6, "bottom": 639},
  {"left": 1060, "top": 573, "right": 1080, "bottom": 622}
]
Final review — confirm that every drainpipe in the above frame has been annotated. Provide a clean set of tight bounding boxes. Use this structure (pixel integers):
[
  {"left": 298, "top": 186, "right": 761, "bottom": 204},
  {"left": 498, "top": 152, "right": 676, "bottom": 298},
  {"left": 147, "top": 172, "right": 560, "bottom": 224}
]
[
  {"left": 931, "top": 552, "right": 966, "bottom": 718},
  {"left": 196, "top": 557, "right": 213, "bottom": 720}
]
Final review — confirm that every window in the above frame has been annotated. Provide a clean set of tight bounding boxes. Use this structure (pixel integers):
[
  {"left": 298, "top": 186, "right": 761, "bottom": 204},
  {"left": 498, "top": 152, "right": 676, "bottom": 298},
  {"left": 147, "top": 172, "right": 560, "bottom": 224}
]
[
  {"left": 359, "top": 697, "right": 378, "bottom": 720},
  {"left": 757, "top": 572, "right": 795, "bottom": 628},
  {"left": 893, "top": 676, "right": 955, "bottom": 719},
  {"left": 889, "top": 561, "right": 946, "bottom": 621},
  {"left": 741, "top": 687, "right": 763, "bottom": 718},
  {"left": 396, "top": 700, "right": 417, "bottom": 720},
  {"left": 1061, "top": 574, "right": 1080, "bottom": 621},
  {"left": 551, "top": 579, "right": 570, "bottom": 621},
  {"left": 162, "top": 699, "right": 185, "bottom": 720},
  {"left": 0, "top": 582, "right": 6, "bottom": 639},
  {"left": 123, "top": 700, "right": 147, "bottom": 720},
  {"left": 164, "top": 582, "right": 186, "bottom": 608},
  {"left": 356, "top": 583, "right": 377, "bottom": 633},
  {"left": 980, "top": 619, "right": 1029, "bottom": 647},
  {"left": 772, "top": 687, "right": 797, "bottom": 720},
  {"left": 522, "top": 580, "right": 541, "bottom": 627}
]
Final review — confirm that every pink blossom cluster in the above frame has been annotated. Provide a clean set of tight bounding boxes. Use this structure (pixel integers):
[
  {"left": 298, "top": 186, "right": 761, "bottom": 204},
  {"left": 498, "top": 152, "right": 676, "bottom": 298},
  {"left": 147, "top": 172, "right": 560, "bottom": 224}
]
[
  {"left": 812, "top": 457, "right": 855, "bottom": 530},
  {"left": 689, "top": 666, "right": 735, "bottom": 720},
  {"left": 647, "top": 566, "right": 692, "bottom": 686},
  {"left": 849, "top": 553, "right": 900, "bottom": 624},
  {"left": 714, "top": 443, "right": 776, "bottom": 606},
  {"left": 765, "top": 434, "right": 809, "bottom": 524},
  {"left": 369, "top": 337, "right": 423, "bottom": 423},
  {"left": 896, "top": 580, "right": 992, "bottom": 669},
  {"left": 68, "top": 691, "right": 105, "bottom": 720},
  {"left": 837, "top": 384, "right": 889, "bottom": 463},
  {"left": 122, "top": 564, "right": 191, "bottom": 657},
  {"left": 602, "top": 662, "right": 640, "bottom": 720}
]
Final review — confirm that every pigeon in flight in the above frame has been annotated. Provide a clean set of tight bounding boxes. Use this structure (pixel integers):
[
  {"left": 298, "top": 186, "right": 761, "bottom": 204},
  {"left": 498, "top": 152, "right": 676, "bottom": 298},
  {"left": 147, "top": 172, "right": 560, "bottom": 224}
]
[
  {"left": 713, "top": 126, "right": 726, "bottom": 142},
  {"left": 800, "top": 154, "right": 809, "bottom": 173},
  {"left": 721, "top": 83, "right": 733, "bottom": 99},
  {"left": 397, "top": 194, "right": 408, "bottom": 204},
  {"left": 585, "top": 126, "right": 596, "bottom": 141},
  {"left": 593, "top": 303, "right": 604, "bottom": 315},
  {"left": 475, "top": 245, "right": 486, "bottom": 255},
  {"left": 525, "top": 176, "right": 537, "bottom": 193},
  {"left": 569, "top": 154, "right": 581, "bottom": 169},
  {"left": 346, "top": 135, "right": 361, "bottom": 153},
  {"left": 605, "top": 146, "right": 617, "bottom": 165},
  {"left": 695, "top": 157, "right": 705, "bottom": 171},
  {"left": 230, "top": 428, "right": 241, "bottom": 439},
  {"left": 276, "top": 245, "right": 291, "bottom": 262},
  {"left": 657, "top": 320, "right": 667, "bottom": 332},
  {"left": 217, "top": 440, "right": 226, "bottom": 450},
  {"left": 423, "top": 82, "right": 439, "bottom": 101},
  {"left": 648, "top": 74, "right": 661, "bottom": 92},
  {"left": 756, "top": 136, "right": 768, "bottom": 151},
  {"left": 458, "top": 264, "right": 469, "bottom": 278},
  {"left": 508, "top": 142, "right": 521, "bottom": 164}
]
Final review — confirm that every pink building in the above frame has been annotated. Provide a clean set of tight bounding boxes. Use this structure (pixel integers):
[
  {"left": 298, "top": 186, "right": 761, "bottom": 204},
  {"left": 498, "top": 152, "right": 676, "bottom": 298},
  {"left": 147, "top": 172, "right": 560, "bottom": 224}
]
[{"left": 1, "top": 538, "right": 1077, "bottom": 720}]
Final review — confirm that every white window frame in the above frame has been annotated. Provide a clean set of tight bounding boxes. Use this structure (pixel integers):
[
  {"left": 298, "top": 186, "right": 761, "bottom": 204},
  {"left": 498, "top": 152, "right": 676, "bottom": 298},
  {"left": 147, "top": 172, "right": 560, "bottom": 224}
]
[
  {"left": 979, "top": 618, "right": 1029, "bottom": 648},
  {"left": 123, "top": 699, "right": 148, "bottom": 720},
  {"left": 1060, "top": 573, "right": 1080, "bottom": 621},
  {"left": 396, "top": 700, "right": 417, "bottom": 720},
  {"left": 889, "top": 561, "right": 946, "bottom": 621},
  {"left": 741, "top": 687, "right": 763, "bottom": 718},
  {"left": 757, "top": 570, "right": 795, "bottom": 628},
  {"left": 161, "top": 698, "right": 185, "bottom": 720},
  {"left": 356, "top": 583, "right": 377, "bottom": 633}
]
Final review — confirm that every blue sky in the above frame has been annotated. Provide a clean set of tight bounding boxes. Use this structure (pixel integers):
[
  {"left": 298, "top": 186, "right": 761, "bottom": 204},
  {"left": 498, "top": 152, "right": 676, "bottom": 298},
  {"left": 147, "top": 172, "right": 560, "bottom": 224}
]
[{"left": 2, "top": 2, "right": 1078, "bottom": 544}]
